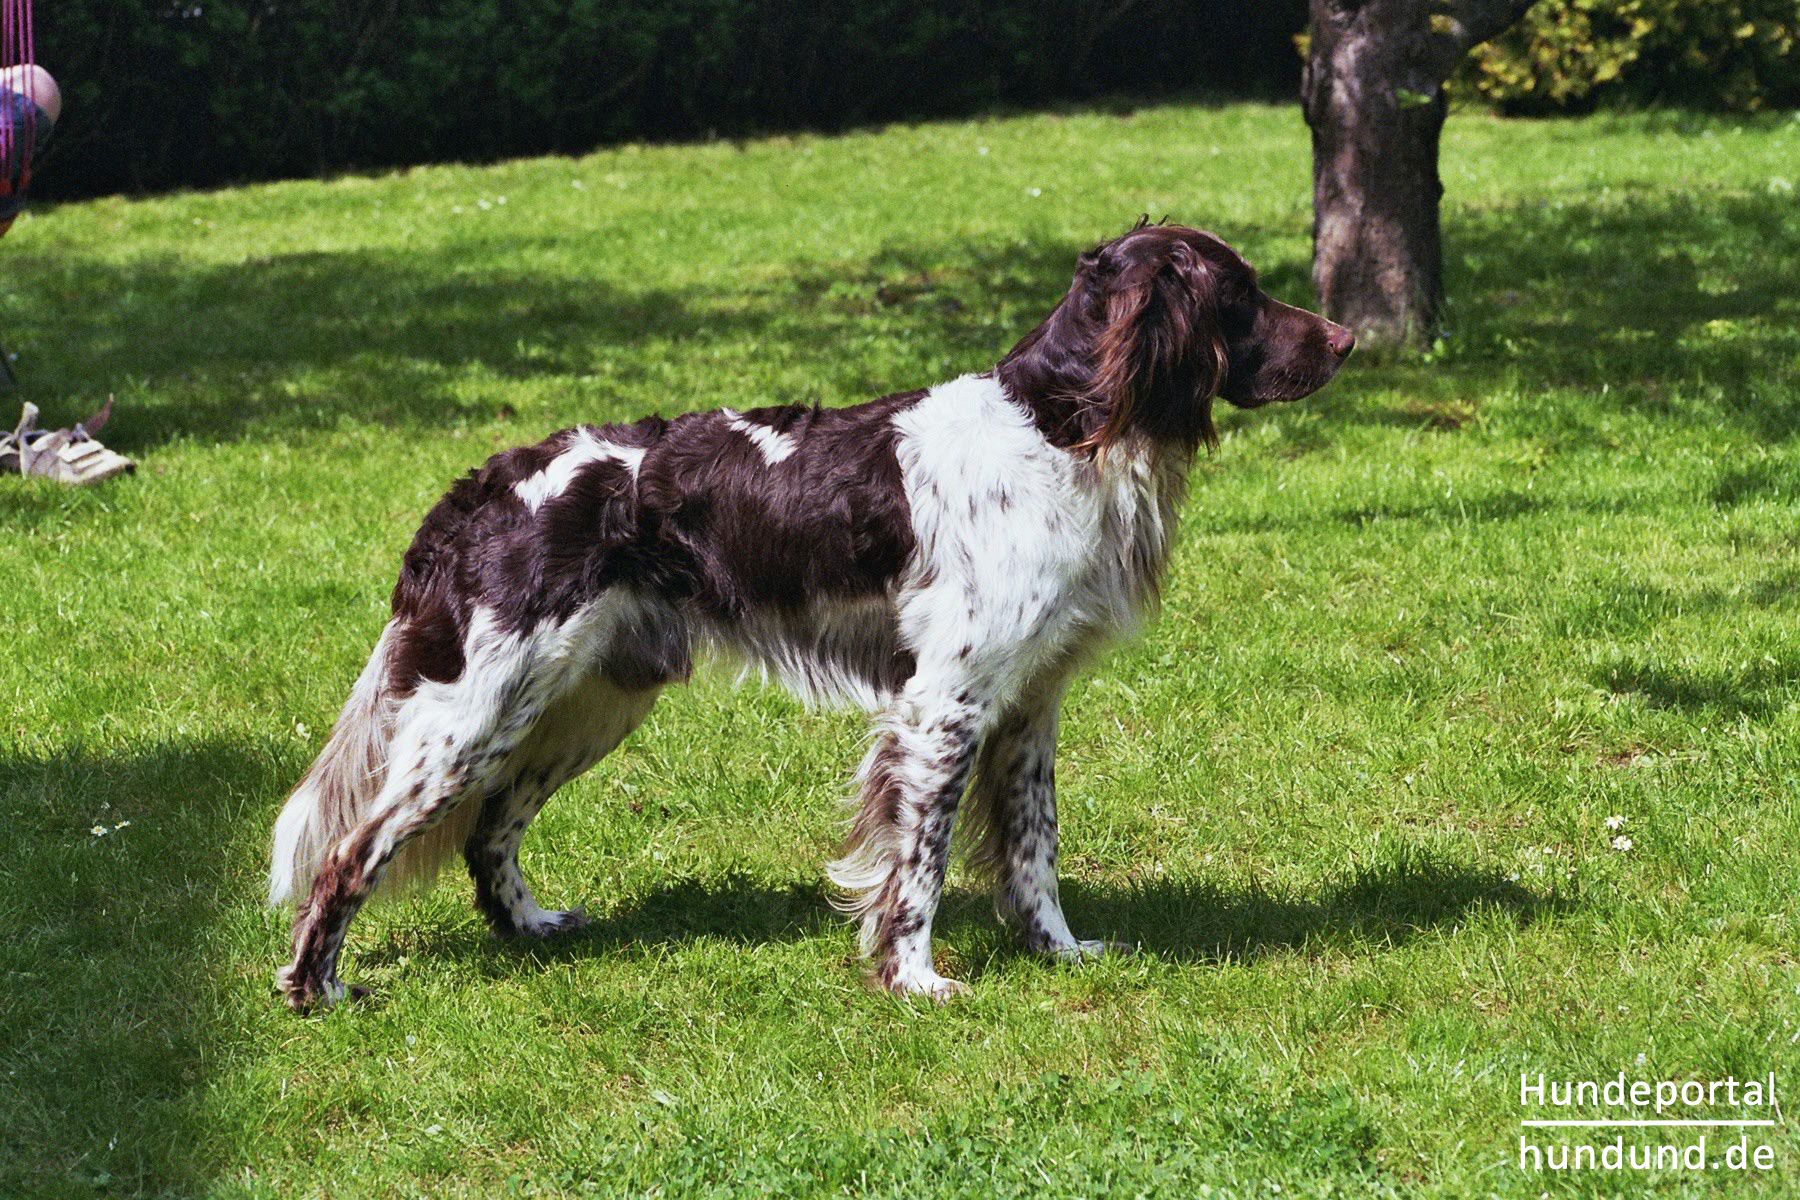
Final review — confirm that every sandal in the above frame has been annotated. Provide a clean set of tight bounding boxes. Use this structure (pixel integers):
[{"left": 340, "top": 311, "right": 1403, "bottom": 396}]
[{"left": 1, "top": 397, "right": 135, "bottom": 485}]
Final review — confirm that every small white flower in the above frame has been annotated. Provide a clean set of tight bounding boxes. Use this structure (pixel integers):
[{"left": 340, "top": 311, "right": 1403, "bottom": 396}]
[
  {"left": 496, "top": 196, "right": 507, "bottom": 205},
  {"left": 1635, "top": 1052, "right": 1648, "bottom": 1066},
  {"left": 477, "top": 199, "right": 492, "bottom": 211},
  {"left": 571, "top": 179, "right": 585, "bottom": 189},
  {"left": 1506, "top": 872, "right": 1520, "bottom": 883},
  {"left": 1605, "top": 815, "right": 1626, "bottom": 831},
  {"left": 977, "top": 146, "right": 990, "bottom": 156},
  {"left": 1026, "top": 187, "right": 1042, "bottom": 198},
  {"left": 1770, "top": 177, "right": 1794, "bottom": 196},
  {"left": 90, "top": 825, "right": 108, "bottom": 837},
  {"left": 114, "top": 821, "right": 131, "bottom": 831},
  {"left": 1610, "top": 835, "right": 1634, "bottom": 852}
]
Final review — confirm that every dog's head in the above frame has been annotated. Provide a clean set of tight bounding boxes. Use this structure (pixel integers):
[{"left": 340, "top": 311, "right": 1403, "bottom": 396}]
[{"left": 1009, "top": 221, "right": 1353, "bottom": 453}]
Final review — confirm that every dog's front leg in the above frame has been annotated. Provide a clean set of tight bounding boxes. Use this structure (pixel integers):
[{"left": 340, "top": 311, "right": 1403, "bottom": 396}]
[
  {"left": 969, "top": 692, "right": 1124, "bottom": 959},
  {"left": 831, "top": 686, "right": 986, "bottom": 1000}
]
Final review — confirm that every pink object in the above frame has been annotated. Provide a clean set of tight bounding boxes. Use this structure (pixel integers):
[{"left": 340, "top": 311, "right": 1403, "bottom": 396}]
[{"left": 1, "top": 0, "right": 35, "bottom": 195}]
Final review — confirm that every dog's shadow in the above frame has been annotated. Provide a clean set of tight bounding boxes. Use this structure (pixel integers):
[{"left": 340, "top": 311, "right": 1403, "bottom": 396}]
[
  {"left": 358, "top": 856, "right": 1560, "bottom": 979},
  {"left": 1050, "top": 857, "right": 1560, "bottom": 965}
]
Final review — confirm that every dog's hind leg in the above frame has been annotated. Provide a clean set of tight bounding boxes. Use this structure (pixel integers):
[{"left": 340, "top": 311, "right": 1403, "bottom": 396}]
[
  {"left": 278, "top": 616, "right": 571, "bottom": 1011},
  {"left": 466, "top": 779, "right": 583, "bottom": 939},
  {"left": 465, "top": 676, "right": 662, "bottom": 938},
  {"left": 279, "top": 739, "right": 500, "bottom": 1010}
]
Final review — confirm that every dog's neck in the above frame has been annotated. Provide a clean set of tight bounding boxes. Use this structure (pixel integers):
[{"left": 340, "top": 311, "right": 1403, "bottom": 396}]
[
  {"left": 992, "top": 296, "right": 1102, "bottom": 452},
  {"left": 1102, "top": 432, "right": 1192, "bottom": 618}
]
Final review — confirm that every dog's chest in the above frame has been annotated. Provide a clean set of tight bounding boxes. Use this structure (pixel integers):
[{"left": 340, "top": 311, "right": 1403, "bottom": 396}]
[
  {"left": 1071, "top": 443, "right": 1185, "bottom": 631},
  {"left": 891, "top": 375, "right": 1186, "bottom": 659}
]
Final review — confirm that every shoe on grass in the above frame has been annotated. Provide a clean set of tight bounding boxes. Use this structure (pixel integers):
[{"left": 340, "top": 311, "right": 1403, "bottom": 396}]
[{"left": 1, "top": 398, "right": 135, "bottom": 485}]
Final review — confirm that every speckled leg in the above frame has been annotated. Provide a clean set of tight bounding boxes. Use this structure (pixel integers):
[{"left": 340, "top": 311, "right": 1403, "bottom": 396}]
[
  {"left": 464, "top": 677, "right": 661, "bottom": 938},
  {"left": 465, "top": 779, "right": 588, "bottom": 937},
  {"left": 280, "top": 716, "right": 534, "bottom": 1011},
  {"left": 967, "top": 692, "right": 1120, "bottom": 959},
  {"left": 830, "top": 686, "right": 989, "bottom": 1000}
]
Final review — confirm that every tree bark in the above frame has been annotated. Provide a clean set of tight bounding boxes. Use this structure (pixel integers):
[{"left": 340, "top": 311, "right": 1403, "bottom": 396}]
[{"left": 1302, "top": 0, "right": 1536, "bottom": 349}]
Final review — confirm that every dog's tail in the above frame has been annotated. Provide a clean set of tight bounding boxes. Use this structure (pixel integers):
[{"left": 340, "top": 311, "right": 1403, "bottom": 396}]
[{"left": 270, "top": 622, "right": 458, "bottom": 906}]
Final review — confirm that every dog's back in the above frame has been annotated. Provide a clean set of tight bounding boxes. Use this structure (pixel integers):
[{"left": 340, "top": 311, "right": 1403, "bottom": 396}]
[{"left": 270, "top": 392, "right": 925, "bottom": 919}]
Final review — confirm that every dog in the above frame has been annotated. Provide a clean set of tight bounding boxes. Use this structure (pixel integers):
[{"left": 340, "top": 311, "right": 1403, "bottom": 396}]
[{"left": 270, "top": 221, "right": 1354, "bottom": 1009}]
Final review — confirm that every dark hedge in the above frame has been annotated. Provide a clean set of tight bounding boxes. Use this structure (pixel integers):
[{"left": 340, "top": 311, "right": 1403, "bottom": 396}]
[{"left": 29, "top": 2, "right": 1308, "bottom": 200}]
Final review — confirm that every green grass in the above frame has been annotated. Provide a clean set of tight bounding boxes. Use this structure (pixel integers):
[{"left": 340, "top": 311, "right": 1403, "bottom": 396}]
[{"left": 4, "top": 101, "right": 1800, "bottom": 1198}]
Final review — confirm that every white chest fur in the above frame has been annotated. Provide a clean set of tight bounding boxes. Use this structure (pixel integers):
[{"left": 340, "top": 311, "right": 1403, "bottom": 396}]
[{"left": 890, "top": 374, "right": 1187, "bottom": 706}]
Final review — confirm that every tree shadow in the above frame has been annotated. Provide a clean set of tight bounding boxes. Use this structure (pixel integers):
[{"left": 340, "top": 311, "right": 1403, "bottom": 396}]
[
  {"left": 1, "top": 184, "right": 1789, "bottom": 458},
  {"left": 1713, "top": 459, "right": 1795, "bottom": 507},
  {"left": 0, "top": 737, "right": 289, "bottom": 1197},
  {"left": 1598, "top": 655, "right": 1800, "bottom": 719},
  {"left": 876, "top": 192, "right": 1800, "bottom": 449},
  {"left": 354, "top": 855, "right": 1557, "bottom": 980},
  {"left": 0, "top": 234, "right": 1090, "bottom": 452},
  {"left": 1331, "top": 490, "right": 1553, "bottom": 527},
  {"left": 0, "top": 247, "right": 736, "bottom": 450},
  {"left": 1199, "top": 477, "right": 1655, "bottom": 536},
  {"left": 1437, "top": 189, "right": 1798, "bottom": 441},
  {"left": 751, "top": 186, "right": 1800, "bottom": 454},
  {"left": 0, "top": 479, "right": 126, "bottom": 534}
]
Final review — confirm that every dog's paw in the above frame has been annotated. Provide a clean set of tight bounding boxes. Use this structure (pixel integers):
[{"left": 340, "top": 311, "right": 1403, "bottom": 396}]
[
  {"left": 1046, "top": 938, "right": 1135, "bottom": 962},
  {"left": 511, "top": 907, "right": 590, "bottom": 939},
  {"left": 881, "top": 965, "right": 971, "bottom": 1003},
  {"left": 277, "top": 965, "right": 366, "bottom": 1013}
]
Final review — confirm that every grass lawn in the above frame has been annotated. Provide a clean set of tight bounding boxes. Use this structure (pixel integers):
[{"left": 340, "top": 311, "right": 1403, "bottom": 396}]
[{"left": 4, "top": 100, "right": 1800, "bottom": 1198}]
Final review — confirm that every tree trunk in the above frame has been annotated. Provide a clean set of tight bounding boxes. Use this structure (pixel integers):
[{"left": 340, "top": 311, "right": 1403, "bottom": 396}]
[
  {"left": 1302, "top": 0, "right": 1535, "bottom": 349},
  {"left": 1303, "top": 3, "right": 1448, "bottom": 349}
]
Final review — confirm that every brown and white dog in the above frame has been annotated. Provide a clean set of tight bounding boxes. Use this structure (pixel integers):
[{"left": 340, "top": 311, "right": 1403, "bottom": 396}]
[{"left": 270, "top": 221, "right": 1353, "bottom": 1009}]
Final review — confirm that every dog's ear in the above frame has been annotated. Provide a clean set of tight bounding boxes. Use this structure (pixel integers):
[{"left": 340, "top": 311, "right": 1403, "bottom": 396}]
[{"left": 1075, "top": 238, "right": 1227, "bottom": 455}]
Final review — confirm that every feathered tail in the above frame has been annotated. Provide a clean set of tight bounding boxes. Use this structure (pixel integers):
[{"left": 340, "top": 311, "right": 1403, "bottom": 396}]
[{"left": 268, "top": 624, "right": 476, "bottom": 905}]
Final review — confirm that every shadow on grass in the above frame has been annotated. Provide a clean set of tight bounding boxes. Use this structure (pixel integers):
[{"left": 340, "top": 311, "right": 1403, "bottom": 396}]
[
  {"left": 1713, "top": 459, "right": 1796, "bottom": 507},
  {"left": 3, "top": 184, "right": 1794, "bottom": 456},
  {"left": 1055, "top": 857, "right": 1558, "bottom": 965},
  {"left": 0, "top": 737, "right": 287, "bottom": 1197},
  {"left": 356, "top": 855, "right": 1557, "bottom": 980},
  {"left": 1197, "top": 469, "right": 1652, "bottom": 537},
  {"left": 1598, "top": 655, "right": 1800, "bottom": 719},
  {"left": 0, "top": 247, "right": 731, "bottom": 450},
  {"left": 0, "top": 477, "right": 131, "bottom": 535},
  {"left": 0, "top": 237, "right": 1054, "bottom": 451}
]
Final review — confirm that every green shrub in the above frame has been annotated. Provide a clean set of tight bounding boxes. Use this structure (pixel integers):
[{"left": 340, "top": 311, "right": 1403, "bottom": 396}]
[
  {"left": 22, "top": 1, "right": 1798, "bottom": 199},
  {"left": 29, "top": 1, "right": 1308, "bottom": 200},
  {"left": 1460, "top": 0, "right": 1800, "bottom": 112}
]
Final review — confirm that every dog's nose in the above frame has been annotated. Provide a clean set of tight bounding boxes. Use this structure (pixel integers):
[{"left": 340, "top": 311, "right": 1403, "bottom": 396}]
[{"left": 1326, "top": 323, "right": 1356, "bottom": 358}]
